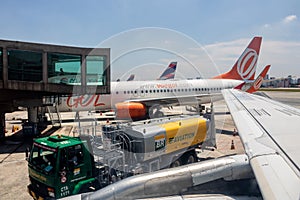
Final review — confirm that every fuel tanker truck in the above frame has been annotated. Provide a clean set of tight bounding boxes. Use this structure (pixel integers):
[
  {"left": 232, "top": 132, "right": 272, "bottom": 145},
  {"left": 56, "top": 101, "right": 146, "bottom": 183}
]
[{"left": 27, "top": 114, "right": 214, "bottom": 199}]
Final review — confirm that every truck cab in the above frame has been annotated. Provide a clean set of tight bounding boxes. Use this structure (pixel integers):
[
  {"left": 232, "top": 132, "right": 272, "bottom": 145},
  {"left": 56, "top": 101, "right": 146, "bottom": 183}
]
[{"left": 27, "top": 135, "right": 98, "bottom": 199}]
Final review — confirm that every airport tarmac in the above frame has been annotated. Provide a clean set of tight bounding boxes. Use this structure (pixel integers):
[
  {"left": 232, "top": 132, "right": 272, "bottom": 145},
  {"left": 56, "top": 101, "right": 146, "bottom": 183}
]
[
  {"left": 0, "top": 90, "right": 299, "bottom": 200},
  {"left": 262, "top": 90, "right": 300, "bottom": 109}
]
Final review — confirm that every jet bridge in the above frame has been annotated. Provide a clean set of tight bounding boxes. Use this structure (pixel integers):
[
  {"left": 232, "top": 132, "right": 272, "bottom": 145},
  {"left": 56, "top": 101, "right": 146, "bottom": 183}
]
[{"left": 0, "top": 39, "right": 110, "bottom": 139}]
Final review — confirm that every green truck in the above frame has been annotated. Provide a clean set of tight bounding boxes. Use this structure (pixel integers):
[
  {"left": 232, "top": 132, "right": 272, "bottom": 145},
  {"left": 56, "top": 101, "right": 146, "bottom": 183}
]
[
  {"left": 27, "top": 135, "right": 99, "bottom": 199},
  {"left": 27, "top": 115, "right": 213, "bottom": 199}
]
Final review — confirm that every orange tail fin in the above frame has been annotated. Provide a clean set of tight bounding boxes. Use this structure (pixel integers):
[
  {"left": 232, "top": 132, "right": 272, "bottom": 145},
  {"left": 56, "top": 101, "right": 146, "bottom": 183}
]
[
  {"left": 234, "top": 65, "right": 271, "bottom": 93},
  {"left": 213, "top": 37, "right": 262, "bottom": 81}
]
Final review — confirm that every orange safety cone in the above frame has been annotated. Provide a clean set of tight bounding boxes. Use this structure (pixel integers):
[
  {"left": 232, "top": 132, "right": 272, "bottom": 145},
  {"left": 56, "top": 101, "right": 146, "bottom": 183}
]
[{"left": 230, "top": 140, "right": 235, "bottom": 150}]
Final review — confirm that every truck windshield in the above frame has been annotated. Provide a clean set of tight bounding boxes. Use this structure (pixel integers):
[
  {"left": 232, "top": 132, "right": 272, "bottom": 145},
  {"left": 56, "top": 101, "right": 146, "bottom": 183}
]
[{"left": 29, "top": 143, "right": 57, "bottom": 174}]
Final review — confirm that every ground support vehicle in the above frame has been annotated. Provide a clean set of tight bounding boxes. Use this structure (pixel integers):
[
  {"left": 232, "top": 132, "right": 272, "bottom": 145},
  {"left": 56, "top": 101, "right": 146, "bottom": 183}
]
[{"left": 27, "top": 114, "right": 215, "bottom": 199}]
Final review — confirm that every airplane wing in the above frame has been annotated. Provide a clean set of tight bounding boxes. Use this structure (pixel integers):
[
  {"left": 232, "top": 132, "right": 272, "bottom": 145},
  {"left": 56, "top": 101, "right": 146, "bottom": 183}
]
[{"left": 222, "top": 89, "right": 300, "bottom": 200}]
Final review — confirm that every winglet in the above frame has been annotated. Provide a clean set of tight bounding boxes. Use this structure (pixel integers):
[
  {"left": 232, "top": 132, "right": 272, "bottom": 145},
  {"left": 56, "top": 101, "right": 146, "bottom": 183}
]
[
  {"left": 234, "top": 65, "right": 271, "bottom": 93},
  {"left": 158, "top": 62, "right": 177, "bottom": 80},
  {"left": 213, "top": 37, "right": 262, "bottom": 81}
]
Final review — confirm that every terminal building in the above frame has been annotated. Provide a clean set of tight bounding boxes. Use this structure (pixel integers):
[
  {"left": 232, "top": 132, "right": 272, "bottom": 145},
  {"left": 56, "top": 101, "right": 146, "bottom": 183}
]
[{"left": 0, "top": 39, "right": 110, "bottom": 139}]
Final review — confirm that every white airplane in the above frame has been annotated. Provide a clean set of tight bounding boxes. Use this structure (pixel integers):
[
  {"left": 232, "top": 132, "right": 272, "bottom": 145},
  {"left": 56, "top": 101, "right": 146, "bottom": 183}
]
[
  {"left": 55, "top": 36, "right": 266, "bottom": 119},
  {"left": 222, "top": 89, "right": 300, "bottom": 199}
]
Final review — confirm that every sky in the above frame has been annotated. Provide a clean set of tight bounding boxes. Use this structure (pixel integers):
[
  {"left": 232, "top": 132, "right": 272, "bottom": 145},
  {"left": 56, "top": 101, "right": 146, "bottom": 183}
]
[{"left": 1, "top": 0, "right": 299, "bottom": 80}]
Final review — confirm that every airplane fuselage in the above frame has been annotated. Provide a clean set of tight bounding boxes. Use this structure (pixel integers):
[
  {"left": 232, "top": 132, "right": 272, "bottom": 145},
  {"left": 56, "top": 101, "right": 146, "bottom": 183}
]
[{"left": 58, "top": 79, "right": 243, "bottom": 112}]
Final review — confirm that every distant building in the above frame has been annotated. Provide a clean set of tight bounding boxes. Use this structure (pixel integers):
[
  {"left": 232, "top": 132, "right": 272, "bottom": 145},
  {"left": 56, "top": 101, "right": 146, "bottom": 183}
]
[
  {"left": 284, "top": 79, "right": 290, "bottom": 87},
  {"left": 265, "top": 74, "right": 269, "bottom": 80}
]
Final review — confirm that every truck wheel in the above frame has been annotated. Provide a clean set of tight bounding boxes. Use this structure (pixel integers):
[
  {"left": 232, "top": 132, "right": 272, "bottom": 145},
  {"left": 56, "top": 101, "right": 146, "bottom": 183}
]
[
  {"left": 170, "top": 159, "right": 181, "bottom": 168},
  {"left": 186, "top": 154, "right": 196, "bottom": 164},
  {"left": 184, "top": 152, "right": 197, "bottom": 164}
]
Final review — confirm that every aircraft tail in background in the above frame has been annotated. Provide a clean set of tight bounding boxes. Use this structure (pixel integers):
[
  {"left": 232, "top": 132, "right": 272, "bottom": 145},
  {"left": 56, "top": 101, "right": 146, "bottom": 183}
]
[
  {"left": 213, "top": 36, "right": 262, "bottom": 81},
  {"left": 234, "top": 65, "right": 271, "bottom": 93},
  {"left": 157, "top": 62, "right": 177, "bottom": 80},
  {"left": 127, "top": 74, "right": 135, "bottom": 81}
]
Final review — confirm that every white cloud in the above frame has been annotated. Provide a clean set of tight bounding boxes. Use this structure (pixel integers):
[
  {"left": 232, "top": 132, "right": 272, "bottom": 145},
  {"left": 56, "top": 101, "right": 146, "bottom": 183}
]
[
  {"left": 258, "top": 40, "right": 300, "bottom": 77},
  {"left": 283, "top": 15, "right": 297, "bottom": 24}
]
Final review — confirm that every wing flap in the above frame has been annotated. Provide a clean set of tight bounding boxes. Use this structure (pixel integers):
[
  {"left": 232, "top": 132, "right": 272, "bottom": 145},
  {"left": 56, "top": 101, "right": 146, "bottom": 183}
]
[
  {"left": 251, "top": 155, "right": 300, "bottom": 199},
  {"left": 222, "top": 89, "right": 300, "bottom": 199}
]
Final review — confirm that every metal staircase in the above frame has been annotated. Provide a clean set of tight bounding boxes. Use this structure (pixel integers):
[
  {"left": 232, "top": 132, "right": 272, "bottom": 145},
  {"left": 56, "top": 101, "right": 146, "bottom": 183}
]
[{"left": 44, "top": 96, "right": 62, "bottom": 127}]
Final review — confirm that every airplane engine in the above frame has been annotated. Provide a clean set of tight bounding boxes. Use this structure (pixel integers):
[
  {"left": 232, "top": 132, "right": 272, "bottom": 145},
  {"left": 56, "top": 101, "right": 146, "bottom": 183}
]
[{"left": 115, "top": 102, "right": 147, "bottom": 120}]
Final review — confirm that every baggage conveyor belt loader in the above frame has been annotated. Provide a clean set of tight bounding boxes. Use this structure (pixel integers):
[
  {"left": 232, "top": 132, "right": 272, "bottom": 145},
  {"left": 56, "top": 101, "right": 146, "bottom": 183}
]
[{"left": 27, "top": 111, "right": 216, "bottom": 199}]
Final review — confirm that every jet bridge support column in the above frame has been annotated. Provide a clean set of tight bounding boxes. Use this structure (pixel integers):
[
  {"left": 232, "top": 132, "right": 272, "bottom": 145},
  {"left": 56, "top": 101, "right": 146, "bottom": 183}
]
[
  {"left": 27, "top": 107, "right": 38, "bottom": 123},
  {"left": 23, "top": 106, "right": 39, "bottom": 136}
]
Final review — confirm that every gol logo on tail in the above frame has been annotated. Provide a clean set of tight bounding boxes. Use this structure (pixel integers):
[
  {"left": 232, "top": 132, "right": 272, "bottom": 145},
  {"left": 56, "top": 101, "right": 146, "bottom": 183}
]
[{"left": 237, "top": 48, "right": 258, "bottom": 80}]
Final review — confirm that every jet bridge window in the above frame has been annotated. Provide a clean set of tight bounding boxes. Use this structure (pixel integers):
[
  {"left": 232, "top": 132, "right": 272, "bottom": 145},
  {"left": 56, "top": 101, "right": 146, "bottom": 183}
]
[
  {"left": 86, "top": 55, "right": 106, "bottom": 86},
  {"left": 8, "top": 49, "right": 43, "bottom": 82},
  {"left": 48, "top": 53, "right": 81, "bottom": 85}
]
